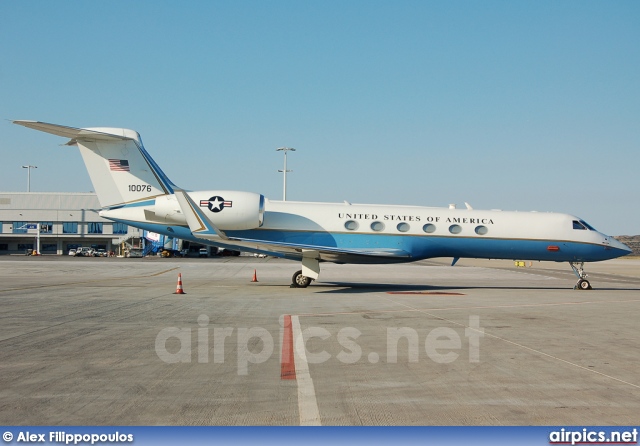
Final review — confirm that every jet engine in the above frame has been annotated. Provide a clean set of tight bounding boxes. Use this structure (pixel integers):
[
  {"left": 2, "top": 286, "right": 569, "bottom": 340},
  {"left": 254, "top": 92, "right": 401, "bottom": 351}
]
[
  {"left": 154, "top": 194, "right": 186, "bottom": 224},
  {"left": 187, "top": 190, "right": 265, "bottom": 230}
]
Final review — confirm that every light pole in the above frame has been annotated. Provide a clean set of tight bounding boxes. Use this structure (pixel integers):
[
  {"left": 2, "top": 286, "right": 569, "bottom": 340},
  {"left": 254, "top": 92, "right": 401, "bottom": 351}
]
[
  {"left": 276, "top": 147, "right": 295, "bottom": 201},
  {"left": 22, "top": 165, "right": 37, "bottom": 192}
]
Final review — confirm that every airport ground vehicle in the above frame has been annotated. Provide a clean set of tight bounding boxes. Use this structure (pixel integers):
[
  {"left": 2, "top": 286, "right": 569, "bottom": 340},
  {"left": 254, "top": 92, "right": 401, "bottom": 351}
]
[
  {"left": 127, "top": 248, "right": 144, "bottom": 258},
  {"left": 198, "top": 248, "right": 209, "bottom": 258},
  {"left": 75, "top": 247, "right": 94, "bottom": 257},
  {"left": 161, "top": 249, "right": 184, "bottom": 258}
]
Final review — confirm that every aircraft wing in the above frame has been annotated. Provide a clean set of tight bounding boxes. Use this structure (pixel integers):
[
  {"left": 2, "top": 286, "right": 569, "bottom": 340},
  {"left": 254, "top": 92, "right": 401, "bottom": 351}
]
[
  {"left": 230, "top": 237, "right": 411, "bottom": 259},
  {"left": 173, "top": 190, "right": 228, "bottom": 240}
]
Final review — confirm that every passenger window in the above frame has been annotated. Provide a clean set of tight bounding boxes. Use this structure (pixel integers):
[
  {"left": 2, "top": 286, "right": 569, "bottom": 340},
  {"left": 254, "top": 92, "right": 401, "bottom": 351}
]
[
  {"left": 423, "top": 223, "right": 436, "bottom": 233},
  {"left": 573, "top": 220, "right": 586, "bottom": 230},
  {"left": 370, "top": 221, "right": 385, "bottom": 232},
  {"left": 345, "top": 220, "right": 359, "bottom": 231}
]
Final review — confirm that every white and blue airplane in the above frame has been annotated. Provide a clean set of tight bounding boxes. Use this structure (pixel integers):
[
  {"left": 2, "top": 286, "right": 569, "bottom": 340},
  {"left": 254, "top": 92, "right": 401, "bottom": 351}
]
[{"left": 13, "top": 121, "right": 632, "bottom": 290}]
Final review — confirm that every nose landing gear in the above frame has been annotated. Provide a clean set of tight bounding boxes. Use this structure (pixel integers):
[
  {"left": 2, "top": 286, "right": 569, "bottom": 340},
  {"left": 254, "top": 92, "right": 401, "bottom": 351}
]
[{"left": 570, "top": 262, "right": 592, "bottom": 290}]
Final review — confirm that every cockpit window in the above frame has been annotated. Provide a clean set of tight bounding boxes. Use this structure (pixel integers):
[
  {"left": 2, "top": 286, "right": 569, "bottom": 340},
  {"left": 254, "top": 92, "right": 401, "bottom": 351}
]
[
  {"left": 573, "top": 220, "right": 587, "bottom": 230},
  {"left": 579, "top": 220, "right": 596, "bottom": 231}
]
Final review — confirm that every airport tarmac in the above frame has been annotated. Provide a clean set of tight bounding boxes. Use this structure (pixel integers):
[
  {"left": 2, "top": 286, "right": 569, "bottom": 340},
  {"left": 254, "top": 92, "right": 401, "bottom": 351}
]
[{"left": 0, "top": 255, "right": 639, "bottom": 426}]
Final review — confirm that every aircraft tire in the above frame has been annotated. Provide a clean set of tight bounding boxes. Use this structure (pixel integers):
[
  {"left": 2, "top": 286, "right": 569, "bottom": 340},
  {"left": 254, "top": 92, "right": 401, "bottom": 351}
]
[
  {"left": 292, "top": 270, "right": 311, "bottom": 288},
  {"left": 577, "top": 279, "right": 592, "bottom": 290}
]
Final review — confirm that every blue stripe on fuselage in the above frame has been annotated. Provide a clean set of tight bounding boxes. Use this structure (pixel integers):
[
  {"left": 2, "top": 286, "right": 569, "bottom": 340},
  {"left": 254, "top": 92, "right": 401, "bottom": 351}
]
[
  {"left": 105, "top": 218, "right": 624, "bottom": 263},
  {"left": 222, "top": 229, "right": 622, "bottom": 262},
  {"left": 105, "top": 199, "right": 156, "bottom": 210}
]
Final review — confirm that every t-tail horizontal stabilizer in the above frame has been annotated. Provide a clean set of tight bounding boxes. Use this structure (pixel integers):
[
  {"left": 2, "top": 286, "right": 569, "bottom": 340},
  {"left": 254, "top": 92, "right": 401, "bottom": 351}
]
[
  {"left": 12, "top": 120, "right": 177, "bottom": 209},
  {"left": 173, "top": 190, "right": 228, "bottom": 241}
]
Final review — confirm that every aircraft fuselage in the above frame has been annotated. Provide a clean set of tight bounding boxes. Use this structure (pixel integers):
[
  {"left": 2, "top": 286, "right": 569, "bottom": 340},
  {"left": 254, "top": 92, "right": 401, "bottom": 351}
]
[{"left": 101, "top": 195, "right": 630, "bottom": 264}]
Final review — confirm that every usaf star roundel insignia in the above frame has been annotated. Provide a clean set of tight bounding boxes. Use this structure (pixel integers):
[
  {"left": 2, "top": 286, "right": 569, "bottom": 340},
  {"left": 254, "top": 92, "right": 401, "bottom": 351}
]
[{"left": 199, "top": 196, "right": 233, "bottom": 213}]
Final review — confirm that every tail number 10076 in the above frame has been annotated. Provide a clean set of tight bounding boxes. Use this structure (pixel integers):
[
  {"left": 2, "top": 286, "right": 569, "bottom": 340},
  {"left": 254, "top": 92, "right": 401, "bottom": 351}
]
[{"left": 129, "top": 184, "right": 152, "bottom": 192}]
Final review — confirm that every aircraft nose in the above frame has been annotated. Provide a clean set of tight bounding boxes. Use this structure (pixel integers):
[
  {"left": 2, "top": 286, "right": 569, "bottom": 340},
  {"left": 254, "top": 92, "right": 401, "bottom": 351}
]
[{"left": 606, "top": 237, "right": 633, "bottom": 257}]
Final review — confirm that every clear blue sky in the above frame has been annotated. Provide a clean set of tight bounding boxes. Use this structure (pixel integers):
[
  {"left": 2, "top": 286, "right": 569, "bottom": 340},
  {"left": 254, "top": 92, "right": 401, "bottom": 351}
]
[{"left": 1, "top": 1, "right": 638, "bottom": 235}]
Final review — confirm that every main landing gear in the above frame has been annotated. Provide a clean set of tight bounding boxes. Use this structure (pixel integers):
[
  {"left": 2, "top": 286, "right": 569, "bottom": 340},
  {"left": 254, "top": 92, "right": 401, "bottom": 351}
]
[
  {"left": 290, "top": 251, "right": 321, "bottom": 288},
  {"left": 291, "top": 270, "right": 313, "bottom": 288},
  {"left": 570, "top": 262, "right": 592, "bottom": 290}
]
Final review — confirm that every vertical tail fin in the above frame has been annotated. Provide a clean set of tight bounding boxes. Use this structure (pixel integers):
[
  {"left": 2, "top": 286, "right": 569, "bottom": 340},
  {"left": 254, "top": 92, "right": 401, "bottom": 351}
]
[{"left": 13, "top": 121, "right": 176, "bottom": 208}]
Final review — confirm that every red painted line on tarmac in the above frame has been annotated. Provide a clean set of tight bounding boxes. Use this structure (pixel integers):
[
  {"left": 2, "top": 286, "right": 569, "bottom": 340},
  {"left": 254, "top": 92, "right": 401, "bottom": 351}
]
[{"left": 281, "top": 314, "right": 296, "bottom": 380}]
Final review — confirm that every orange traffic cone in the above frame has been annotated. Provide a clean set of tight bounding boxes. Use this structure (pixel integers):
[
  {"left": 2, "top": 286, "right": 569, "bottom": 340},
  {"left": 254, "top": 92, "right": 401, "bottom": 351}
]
[
  {"left": 174, "top": 273, "right": 186, "bottom": 294},
  {"left": 251, "top": 269, "right": 259, "bottom": 283}
]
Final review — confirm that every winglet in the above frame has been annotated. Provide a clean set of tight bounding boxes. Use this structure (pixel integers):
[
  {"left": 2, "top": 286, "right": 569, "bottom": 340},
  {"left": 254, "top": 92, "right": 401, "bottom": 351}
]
[{"left": 174, "top": 189, "right": 228, "bottom": 240}]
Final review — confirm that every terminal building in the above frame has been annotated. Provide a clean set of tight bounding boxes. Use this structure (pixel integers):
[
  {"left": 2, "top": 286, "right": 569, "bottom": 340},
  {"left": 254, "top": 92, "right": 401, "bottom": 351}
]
[{"left": 0, "top": 192, "right": 143, "bottom": 255}]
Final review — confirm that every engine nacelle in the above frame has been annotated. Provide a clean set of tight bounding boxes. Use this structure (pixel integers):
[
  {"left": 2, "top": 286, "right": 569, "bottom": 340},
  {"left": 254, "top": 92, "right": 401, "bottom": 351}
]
[
  {"left": 188, "top": 190, "right": 264, "bottom": 230},
  {"left": 154, "top": 194, "right": 187, "bottom": 224}
]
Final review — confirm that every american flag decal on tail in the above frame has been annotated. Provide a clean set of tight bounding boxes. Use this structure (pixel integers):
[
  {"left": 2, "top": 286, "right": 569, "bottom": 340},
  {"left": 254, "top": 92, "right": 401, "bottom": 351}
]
[{"left": 108, "top": 159, "right": 130, "bottom": 172}]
